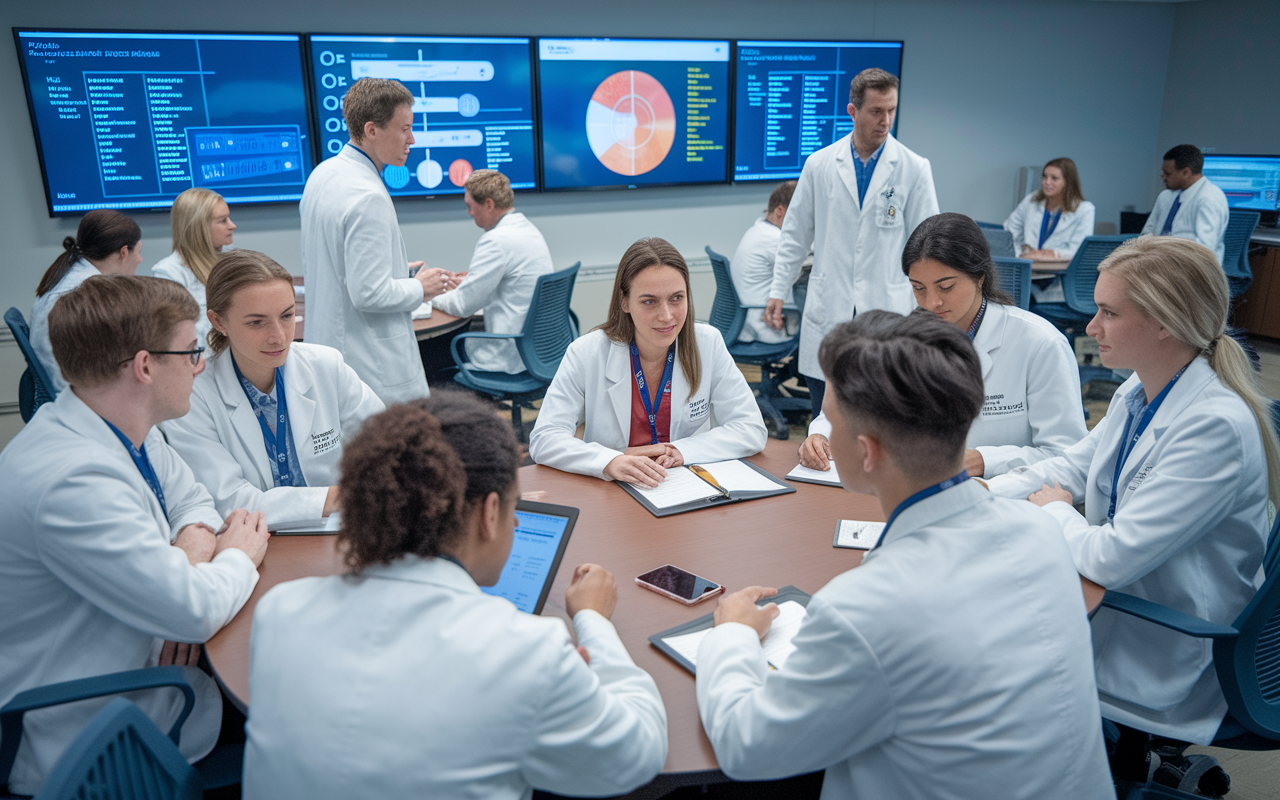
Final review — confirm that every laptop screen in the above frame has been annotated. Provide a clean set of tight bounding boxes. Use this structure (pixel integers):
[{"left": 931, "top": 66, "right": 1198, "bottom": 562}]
[{"left": 480, "top": 501, "right": 577, "bottom": 614}]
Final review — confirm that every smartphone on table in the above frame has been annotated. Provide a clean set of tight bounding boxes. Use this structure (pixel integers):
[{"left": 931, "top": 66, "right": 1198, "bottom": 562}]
[{"left": 636, "top": 564, "right": 725, "bottom": 605}]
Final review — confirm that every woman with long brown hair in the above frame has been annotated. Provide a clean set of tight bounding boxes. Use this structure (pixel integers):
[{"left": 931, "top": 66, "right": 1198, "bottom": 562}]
[
  {"left": 529, "top": 237, "right": 766, "bottom": 486},
  {"left": 1002, "top": 156, "right": 1096, "bottom": 262}
]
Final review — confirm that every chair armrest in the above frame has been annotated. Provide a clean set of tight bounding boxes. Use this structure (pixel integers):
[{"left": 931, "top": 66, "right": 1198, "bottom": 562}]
[
  {"left": 0, "top": 666, "right": 200, "bottom": 786},
  {"left": 1100, "top": 591, "right": 1240, "bottom": 639},
  {"left": 450, "top": 331, "right": 524, "bottom": 367}
]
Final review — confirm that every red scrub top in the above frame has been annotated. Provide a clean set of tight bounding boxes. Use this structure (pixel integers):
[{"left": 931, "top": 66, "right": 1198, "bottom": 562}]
[{"left": 629, "top": 375, "right": 672, "bottom": 447}]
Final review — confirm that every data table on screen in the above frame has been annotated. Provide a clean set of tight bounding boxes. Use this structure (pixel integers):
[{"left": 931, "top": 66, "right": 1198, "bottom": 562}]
[
  {"left": 15, "top": 30, "right": 313, "bottom": 215},
  {"left": 308, "top": 35, "right": 537, "bottom": 197},
  {"left": 733, "top": 40, "right": 902, "bottom": 183},
  {"left": 480, "top": 510, "right": 571, "bottom": 614}
]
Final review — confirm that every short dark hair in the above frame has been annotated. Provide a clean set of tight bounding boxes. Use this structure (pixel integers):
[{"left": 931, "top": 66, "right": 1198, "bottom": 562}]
[
  {"left": 767, "top": 181, "right": 796, "bottom": 214},
  {"left": 849, "top": 68, "right": 899, "bottom": 109},
  {"left": 818, "top": 310, "right": 983, "bottom": 474},
  {"left": 902, "top": 213, "right": 1015, "bottom": 305},
  {"left": 1163, "top": 144, "right": 1204, "bottom": 174},
  {"left": 337, "top": 391, "right": 519, "bottom": 573}
]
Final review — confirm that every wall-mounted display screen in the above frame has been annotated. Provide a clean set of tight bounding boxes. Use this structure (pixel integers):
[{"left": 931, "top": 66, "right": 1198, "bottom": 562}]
[
  {"left": 732, "top": 40, "right": 903, "bottom": 183},
  {"left": 538, "top": 38, "right": 731, "bottom": 190},
  {"left": 15, "top": 29, "right": 313, "bottom": 216},
  {"left": 1202, "top": 154, "right": 1280, "bottom": 212},
  {"left": 308, "top": 35, "right": 536, "bottom": 197}
]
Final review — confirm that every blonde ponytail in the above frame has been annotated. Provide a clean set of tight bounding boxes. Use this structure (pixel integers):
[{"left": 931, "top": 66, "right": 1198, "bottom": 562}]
[{"left": 1210, "top": 334, "right": 1280, "bottom": 506}]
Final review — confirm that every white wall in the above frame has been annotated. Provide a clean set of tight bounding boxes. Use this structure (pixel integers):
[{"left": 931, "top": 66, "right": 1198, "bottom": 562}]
[{"left": 0, "top": 0, "right": 1180, "bottom": 437}]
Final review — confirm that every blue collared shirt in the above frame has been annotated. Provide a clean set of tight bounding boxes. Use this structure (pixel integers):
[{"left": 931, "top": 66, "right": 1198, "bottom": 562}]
[{"left": 851, "top": 138, "right": 886, "bottom": 207}]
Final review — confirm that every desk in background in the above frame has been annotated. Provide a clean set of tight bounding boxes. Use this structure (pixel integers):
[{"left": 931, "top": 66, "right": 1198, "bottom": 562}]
[{"left": 1234, "top": 233, "right": 1280, "bottom": 338}]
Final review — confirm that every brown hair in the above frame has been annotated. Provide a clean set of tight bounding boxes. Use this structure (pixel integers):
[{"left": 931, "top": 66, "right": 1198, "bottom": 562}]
[
  {"left": 170, "top": 187, "right": 225, "bottom": 284},
  {"left": 1032, "top": 157, "right": 1086, "bottom": 214},
  {"left": 767, "top": 181, "right": 796, "bottom": 214},
  {"left": 48, "top": 274, "right": 198, "bottom": 389},
  {"left": 464, "top": 169, "right": 514, "bottom": 210},
  {"left": 818, "top": 309, "right": 983, "bottom": 475},
  {"left": 205, "top": 250, "right": 295, "bottom": 354},
  {"left": 343, "top": 78, "right": 414, "bottom": 144},
  {"left": 901, "top": 213, "right": 1016, "bottom": 305},
  {"left": 849, "top": 68, "right": 899, "bottom": 109},
  {"left": 37, "top": 210, "right": 141, "bottom": 297},
  {"left": 337, "top": 391, "right": 519, "bottom": 573},
  {"left": 598, "top": 238, "right": 701, "bottom": 397}
]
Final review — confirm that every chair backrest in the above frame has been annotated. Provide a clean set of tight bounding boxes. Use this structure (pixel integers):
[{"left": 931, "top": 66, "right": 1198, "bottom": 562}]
[
  {"left": 513, "top": 262, "right": 580, "bottom": 384},
  {"left": 1061, "top": 235, "right": 1136, "bottom": 316},
  {"left": 975, "top": 221, "right": 1004, "bottom": 230},
  {"left": 1224, "top": 209, "right": 1260, "bottom": 287},
  {"left": 34, "top": 697, "right": 201, "bottom": 800},
  {"left": 705, "top": 246, "right": 748, "bottom": 344},
  {"left": 980, "top": 226, "right": 1016, "bottom": 258},
  {"left": 992, "top": 257, "right": 1032, "bottom": 310},
  {"left": 5, "top": 307, "right": 58, "bottom": 421}
]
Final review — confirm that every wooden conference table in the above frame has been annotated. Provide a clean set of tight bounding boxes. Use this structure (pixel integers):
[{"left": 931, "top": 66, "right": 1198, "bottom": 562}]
[{"left": 205, "top": 439, "right": 1105, "bottom": 794}]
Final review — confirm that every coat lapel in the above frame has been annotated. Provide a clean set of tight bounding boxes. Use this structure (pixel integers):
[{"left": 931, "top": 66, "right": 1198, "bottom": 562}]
[
  {"left": 605, "top": 340, "right": 633, "bottom": 445},
  {"left": 214, "top": 353, "right": 272, "bottom": 472},
  {"left": 832, "top": 134, "right": 863, "bottom": 211},
  {"left": 283, "top": 353, "right": 317, "bottom": 465},
  {"left": 862, "top": 136, "right": 900, "bottom": 216}
]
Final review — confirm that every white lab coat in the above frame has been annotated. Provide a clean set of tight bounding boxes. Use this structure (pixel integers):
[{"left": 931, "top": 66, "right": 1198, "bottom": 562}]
[
  {"left": 161, "top": 343, "right": 384, "bottom": 527},
  {"left": 29, "top": 258, "right": 98, "bottom": 394},
  {"left": 770, "top": 133, "right": 939, "bottom": 379},
  {"left": 0, "top": 390, "right": 259, "bottom": 795},
  {"left": 987, "top": 357, "right": 1269, "bottom": 743},
  {"left": 431, "top": 211, "right": 554, "bottom": 374},
  {"left": 809, "top": 303, "right": 1086, "bottom": 477},
  {"left": 1140, "top": 176, "right": 1230, "bottom": 265},
  {"left": 729, "top": 217, "right": 795, "bottom": 344},
  {"left": 1003, "top": 194, "right": 1097, "bottom": 260},
  {"left": 150, "top": 252, "right": 212, "bottom": 347},
  {"left": 696, "top": 480, "right": 1113, "bottom": 799},
  {"left": 528, "top": 324, "right": 768, "bottom": 479},
  {"left": 242, "top": 556, "right": 667, "bottom": 800},
  {"left": 300, "top": 144, "right": 428, "bottom": 403}
]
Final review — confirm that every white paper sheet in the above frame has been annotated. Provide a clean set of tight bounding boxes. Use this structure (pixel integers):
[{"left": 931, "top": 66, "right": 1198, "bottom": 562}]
[
  {"left": 627, "top": 467, "right": 721, "bottom": 508},
  {"left": 271, "top": 513, "right": 342, "bottom": 534},
  {"left": 697, "top": 460, "right": 783, "bottom": 493},
  {"left": 834, "top": 519, "right": 885, "bottom": 550},
  {"left": 787, "top": 462, "right": 842, "bottom": 487},
  {"left": 661, "top": 600, "right": 808, "bottom": 670},
  {"left": 412, "top": 302, "right": 433, "bottom": 320}
]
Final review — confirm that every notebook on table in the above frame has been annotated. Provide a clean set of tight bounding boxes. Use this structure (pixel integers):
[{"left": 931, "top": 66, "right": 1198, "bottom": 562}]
[
  {"left": 786, "top": 462, "right": 842, "bottom": 487},
  {"left": 649, "top": 585, "right": 813, "bottom": 674},
  {"left": 621, "top": 458, "right": 794, "bottom": 518}
]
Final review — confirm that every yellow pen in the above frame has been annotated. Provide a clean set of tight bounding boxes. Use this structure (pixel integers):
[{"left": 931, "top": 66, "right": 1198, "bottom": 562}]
[{"left": 688, "top": 465, "right": 731, "bottom": 499}]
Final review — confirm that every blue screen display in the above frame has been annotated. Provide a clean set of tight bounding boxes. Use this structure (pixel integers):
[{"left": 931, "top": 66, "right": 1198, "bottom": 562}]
[
  {"left": 480, "top": 509, "right": 570, "bottom": 614},
  {"left": 733, "top": 40, "right": 903, "bottom": 183},
  {"left": 308, "top": 35, "right": 536, "bottom": 197},
  {"left": 1203, "top": 155, "right": 1280, "bottom": 212},
  {"left": 16, "top": 30, "right": 313, "bottom": 216},
  {"left": 538, "top": 38, "right": 731, "bottom": 190}
]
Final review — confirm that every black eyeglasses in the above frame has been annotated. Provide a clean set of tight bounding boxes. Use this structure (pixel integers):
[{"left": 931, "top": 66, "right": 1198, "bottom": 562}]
[{"left": 119, "top": 347, "right": 206, "bottom": 367}]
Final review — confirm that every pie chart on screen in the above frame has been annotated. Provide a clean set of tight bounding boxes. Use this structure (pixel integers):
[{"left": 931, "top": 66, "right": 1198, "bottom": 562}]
[{"left": 585, "top": 70, "right": 676, "bottom": 177}]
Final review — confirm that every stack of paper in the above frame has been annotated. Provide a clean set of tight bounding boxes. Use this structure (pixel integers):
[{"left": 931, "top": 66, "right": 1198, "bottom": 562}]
[
  {"left": 786, "top": 462, "right": 842, "bottom": 487},
  {"left": 412, "top": 302, "right": 433, "bottom": 320},
  {"left": 661, "top": 600, "right": 808, "bottom": 670},
  {"left": 834, "top": 519, "right": 885, "bottom": 550}
]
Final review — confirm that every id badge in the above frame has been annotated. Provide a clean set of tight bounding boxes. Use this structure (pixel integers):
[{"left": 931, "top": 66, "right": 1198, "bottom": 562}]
[{"left": 875, "top": 186, "right": 901, "bottom": 228}]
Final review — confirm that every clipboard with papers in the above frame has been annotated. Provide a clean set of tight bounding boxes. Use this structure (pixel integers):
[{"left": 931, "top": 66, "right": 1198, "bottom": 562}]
[
  {"left": 649, "top": 585, "right": 812, "bottom": 674},
  {"left": 620, "top": 458, "right": 794, "bottom": 518}
]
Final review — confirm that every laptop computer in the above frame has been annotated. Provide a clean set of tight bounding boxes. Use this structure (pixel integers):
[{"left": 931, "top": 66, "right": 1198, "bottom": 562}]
[{"left": 479, "top": 500, "right": 578, "bottom": 615}]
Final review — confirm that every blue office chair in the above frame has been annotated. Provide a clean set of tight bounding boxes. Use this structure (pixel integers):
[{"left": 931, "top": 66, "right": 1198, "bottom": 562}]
[
  {"left": 451, "top": 263, "right": 580, "bottom": 442},
  {"left": 1224, "top": 209, "right": 1260, "bottom": 298},
  {"left": 978, "top": 224, "right": 1016, "bottom": 258},
  {"left": 992, "top": 257, "right": 1032, "bottom": 310},
  {"left": 705, "top": 247, "right": 808, "bottom": 440},
  {"left": 33, "top": 698, "right": 201, "bottom": 800},
  {"left": 975, "top": 221, "right": 1004, "bottom": 230},
  {"left": 4, "top": 307, "right": 58, "bottom": 421}
]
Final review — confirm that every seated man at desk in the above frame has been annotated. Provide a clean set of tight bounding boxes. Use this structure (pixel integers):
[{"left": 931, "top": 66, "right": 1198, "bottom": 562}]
[
  {"left": 0, "top": 275, "right": 269, "bottom": 796},
  {"left": 695, "top": 310, "right": 1112, "bottom": 798},
  {"left": 430, "top": 169, "right": 554, "bottom": 374},
  {"left": 730, "top": 181, "right": 799, "bottom": 343},
  {"left": 1140, "top": 144, "right": 1229, "bottom": 265}
]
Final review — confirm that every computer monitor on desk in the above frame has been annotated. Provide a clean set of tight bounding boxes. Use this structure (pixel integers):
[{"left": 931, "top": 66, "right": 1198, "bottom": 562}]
[{"left": 1202, "top": 154, "right": 1280, "bottom": 227}]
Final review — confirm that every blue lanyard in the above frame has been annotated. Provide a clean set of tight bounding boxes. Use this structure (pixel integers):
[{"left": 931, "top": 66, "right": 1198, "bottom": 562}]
[
  {"left": 1038, "top": 209, "right": 1062, "bottom": 249},
  {"left": 1107, "top": 364, "right": 1189, "bottom": 520},
  {"left": 966, "top": 297, "right": 988, "bottom": 341},
  {"left": 101, "top": 418, "right": 168, "bottom": 521},
  {"left": 232, "top": 358, "right": 296, "bottom": 487},
  {"left": 872, "top": 471, "right": 970, "bottom": 551},
  {"left": 629, "top": 342, "right": 676, "bottom": 446}
]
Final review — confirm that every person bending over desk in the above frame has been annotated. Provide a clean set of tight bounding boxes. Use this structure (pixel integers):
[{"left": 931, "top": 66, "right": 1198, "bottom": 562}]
[
  {"left": 0, "top": 275, "right": 269, "bottom": 796},
  {"left": 528, "top": 237, "right": 767, "bottom": 486},
  {"left": 163, "top": 250, "right": 383, "bottom": 527},
  {"left": 695, "top": 310, "right": 1112, "bottom": 799},
  {"left": 1003, "top": 157, "right": 1096, "bottom": 263},
  {"left": 803, "top": 213, "right": 1086, "bottom": 478},
  {"left": 151, "top": 187, "right": 237, "bottom": 346},
  {"left": 31, "top": 209, "right": 143, "bottom": 393},
  {"left": 242, "top": 391, "right": 667, "bottom": 799},
  {"left": 987, "top": 236, "right": 1278, "bottom": 779}
]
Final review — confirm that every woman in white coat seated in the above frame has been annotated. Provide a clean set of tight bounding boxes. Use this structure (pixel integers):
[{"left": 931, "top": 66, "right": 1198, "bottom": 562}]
[
  {"left": 242, "top": 392, "right": 668, "bottom": 799},
  {"left": 801, "top": 213, "right": 1087, "bottom": 479},
  {"left": 163, "top": 249, "right": 383, "bottom": 526},
  {"left": 1003, "top": 157, "right": 1095, "bottom": 263},
  {"left": 30, "top": 209, "right": 143, "bottom": 393},
  {"left": 151, "top": 187, "right": 237, "bottom": 346},
  {"left": 528, "top": 237, "right": 768, "bottom": 486},
  {"left": 987, "top": 236, "right": 1280, "bottom": 784}
]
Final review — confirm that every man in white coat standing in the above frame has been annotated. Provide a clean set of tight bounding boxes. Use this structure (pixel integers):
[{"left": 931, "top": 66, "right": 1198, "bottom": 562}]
[
  {"left": 1140, "top": 144, "right": 1229, "bottom": 265},
  {"left": 301, "top": 78, "right": 458, "bottom": 403},
  {"left": 764, "top": 68, "right": 939, "bottom": 416},
  {"left": 0, "top": 275, "right": 270, "bottom": 796},
  {"left": 431, "top": 169, "right": 553, "bottom": 374}
]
